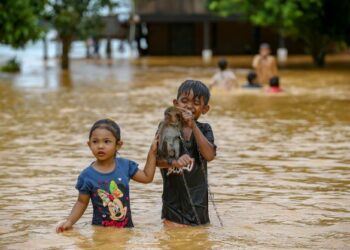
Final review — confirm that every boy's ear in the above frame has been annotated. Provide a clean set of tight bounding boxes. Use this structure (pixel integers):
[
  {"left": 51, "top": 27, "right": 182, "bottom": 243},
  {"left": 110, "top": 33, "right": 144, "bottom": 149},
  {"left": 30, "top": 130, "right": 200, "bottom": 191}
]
[
  {"left": 173, "top": 99, "right": 178, "bottom": 106},
  {"left": 202, "top": 104, "right": 210, "bottom": 115},
  {"left": 87, "top": 141, "right": 91, "bottom": 148}
]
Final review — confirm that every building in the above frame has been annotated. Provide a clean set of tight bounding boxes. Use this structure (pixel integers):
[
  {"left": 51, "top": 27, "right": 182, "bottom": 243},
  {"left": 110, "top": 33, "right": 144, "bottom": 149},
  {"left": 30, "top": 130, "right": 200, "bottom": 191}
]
[{"left": 134, "top": 0, "right": 304, "bottom": 56}]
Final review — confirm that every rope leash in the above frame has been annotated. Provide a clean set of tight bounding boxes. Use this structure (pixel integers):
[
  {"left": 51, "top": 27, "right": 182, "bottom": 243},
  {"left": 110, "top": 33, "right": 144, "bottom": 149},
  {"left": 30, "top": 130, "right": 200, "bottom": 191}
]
[{"left": 179, "top": 135, "right": 223, "bottom": 227}]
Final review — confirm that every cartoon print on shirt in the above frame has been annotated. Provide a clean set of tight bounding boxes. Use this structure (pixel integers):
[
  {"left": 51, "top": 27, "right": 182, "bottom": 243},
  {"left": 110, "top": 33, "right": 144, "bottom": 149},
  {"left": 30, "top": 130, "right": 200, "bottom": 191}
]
[{"left": 97, "top": 180, "right": 127, "bottom": 221}]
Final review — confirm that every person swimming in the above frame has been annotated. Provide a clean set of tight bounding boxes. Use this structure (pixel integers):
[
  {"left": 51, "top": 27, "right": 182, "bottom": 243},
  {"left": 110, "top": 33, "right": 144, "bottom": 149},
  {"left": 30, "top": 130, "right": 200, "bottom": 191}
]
[
  {"left": 209, "top": 58, "right": 238, "bottom": 91},
  {"left": 242, "top": 71, "right": 262, "bottom": 89},
  {"left": 267, "top": 76, "right": 283, "bottom": 93}
]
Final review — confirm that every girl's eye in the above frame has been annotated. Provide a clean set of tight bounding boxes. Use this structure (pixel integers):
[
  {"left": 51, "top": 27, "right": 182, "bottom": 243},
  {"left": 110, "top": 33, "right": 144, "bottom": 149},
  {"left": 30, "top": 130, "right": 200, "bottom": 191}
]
[
  {"left": 105, "top": 140, "right": 111, "bottom": 143},
  {"left": 92, "top": 140, "right": 97, "bottom": 143}
]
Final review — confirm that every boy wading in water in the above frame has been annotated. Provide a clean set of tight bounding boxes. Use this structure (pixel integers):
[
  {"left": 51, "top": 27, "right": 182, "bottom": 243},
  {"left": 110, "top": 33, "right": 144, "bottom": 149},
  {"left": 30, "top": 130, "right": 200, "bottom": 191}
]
[
  {"left": 252, "top": 43, "right": 278, "bottom": 85},
  {"left": 157, "top": 80, "right": 216, "bottom": 226}
]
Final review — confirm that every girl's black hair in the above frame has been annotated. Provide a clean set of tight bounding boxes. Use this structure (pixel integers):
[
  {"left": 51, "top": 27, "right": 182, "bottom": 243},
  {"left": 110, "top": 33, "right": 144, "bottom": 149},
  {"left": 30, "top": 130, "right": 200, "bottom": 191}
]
[
  {"left": 177, "top": 80, "right": 210, "bottom": 105},
  {"left": 89, "top": 119, "right": 121, "bottom": 141}
]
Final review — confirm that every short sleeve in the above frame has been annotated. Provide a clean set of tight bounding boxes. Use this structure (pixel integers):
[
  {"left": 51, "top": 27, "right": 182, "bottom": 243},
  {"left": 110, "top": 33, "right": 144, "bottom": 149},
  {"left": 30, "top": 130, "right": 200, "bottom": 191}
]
[
  {"left": 201, "top": 123, "right": 217, "bottom": 154},
  {"left": 128, "top": 160, "right": 139, "bottom": 178},
  {"left": 75, "top": 174, "right": 91, "bottom": 195}
]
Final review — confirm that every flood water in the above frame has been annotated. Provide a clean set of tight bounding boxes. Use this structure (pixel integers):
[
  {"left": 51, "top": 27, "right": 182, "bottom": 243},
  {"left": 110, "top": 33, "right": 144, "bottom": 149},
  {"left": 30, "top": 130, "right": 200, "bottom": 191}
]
[{"left": 0, "top": 51, "right": 350, "bottom": 249}]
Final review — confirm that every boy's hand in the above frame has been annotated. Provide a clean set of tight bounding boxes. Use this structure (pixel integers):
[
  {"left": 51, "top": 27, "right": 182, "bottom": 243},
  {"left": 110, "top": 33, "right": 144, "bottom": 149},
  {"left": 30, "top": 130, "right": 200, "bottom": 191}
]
[
  {"left": 173, "top": 154, "right": 193, "bottom": 168},
  {"left": 56, "top": 219, "right": 73, "bottom": 233},
  {"left": 177, "top": 107, "right": 195, "bottom": 128}
]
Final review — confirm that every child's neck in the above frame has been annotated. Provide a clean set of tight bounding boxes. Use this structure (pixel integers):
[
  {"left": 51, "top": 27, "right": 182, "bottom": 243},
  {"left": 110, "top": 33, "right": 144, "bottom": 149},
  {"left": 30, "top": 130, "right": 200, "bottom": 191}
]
[{"left": 94, "top": 157, "right": 116, "bottom": 173}]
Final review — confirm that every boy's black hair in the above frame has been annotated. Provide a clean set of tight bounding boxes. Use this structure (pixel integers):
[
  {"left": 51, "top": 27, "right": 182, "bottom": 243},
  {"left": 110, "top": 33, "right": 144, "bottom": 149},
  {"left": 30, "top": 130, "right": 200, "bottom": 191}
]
[
  {"left": 89, "top": 119, "right": 121, "bottom": 141},
  {"left": 177, "top": 80, "right": 210, "bottom": 105},
  {"left": 260, "top": 43, "right": 270, "bottom": 49},
  {"left": 269, "top": 76, "right": 279, "bottom": 87},
  {"left": 247, "top": 71, "right": 257, "bottom": 83},
  {"left": 218, "top": 58, "right": 228, "bottom": 71}
]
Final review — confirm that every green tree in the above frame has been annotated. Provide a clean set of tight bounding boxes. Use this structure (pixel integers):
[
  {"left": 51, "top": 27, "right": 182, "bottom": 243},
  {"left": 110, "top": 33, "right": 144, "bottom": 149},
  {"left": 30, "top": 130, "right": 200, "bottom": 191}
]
[
  {"left": 208, "top": 0, "right": 350, "bottom": 67},
  {"left": 0, "top": 0, "right": 47, "bottom": 48},
  {"left": 46, "top": 0, "right": 106, "bottom": 69}
]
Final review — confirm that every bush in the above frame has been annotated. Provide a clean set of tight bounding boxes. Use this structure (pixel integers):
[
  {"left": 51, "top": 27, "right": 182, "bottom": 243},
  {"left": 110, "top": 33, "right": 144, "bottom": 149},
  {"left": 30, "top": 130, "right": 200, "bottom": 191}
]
[{"left": 0, "top": 57, "right": 21, "bottom": 73}]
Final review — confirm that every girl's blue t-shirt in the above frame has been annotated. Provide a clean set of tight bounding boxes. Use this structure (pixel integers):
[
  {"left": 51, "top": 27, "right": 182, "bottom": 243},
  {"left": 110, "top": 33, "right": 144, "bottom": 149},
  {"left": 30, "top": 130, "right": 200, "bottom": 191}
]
[{"left": 76, "top": 157, "right": 139, "bottom": 228}]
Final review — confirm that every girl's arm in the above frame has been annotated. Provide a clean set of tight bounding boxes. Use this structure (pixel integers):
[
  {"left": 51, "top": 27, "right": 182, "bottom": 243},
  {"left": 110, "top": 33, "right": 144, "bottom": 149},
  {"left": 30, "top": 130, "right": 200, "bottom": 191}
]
[
  {"left": 56, "top": 193, "right": 90, "bottom": 233},
  {"left": 132, "top": 137, "right": 158, "bottom": 184}
]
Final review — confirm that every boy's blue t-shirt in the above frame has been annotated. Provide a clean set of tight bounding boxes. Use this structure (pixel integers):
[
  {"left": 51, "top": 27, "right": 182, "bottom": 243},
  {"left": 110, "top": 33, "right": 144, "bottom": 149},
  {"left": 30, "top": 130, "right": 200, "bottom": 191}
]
[{"left": 76, "top": 157, "right": 139, "bottom": 228}]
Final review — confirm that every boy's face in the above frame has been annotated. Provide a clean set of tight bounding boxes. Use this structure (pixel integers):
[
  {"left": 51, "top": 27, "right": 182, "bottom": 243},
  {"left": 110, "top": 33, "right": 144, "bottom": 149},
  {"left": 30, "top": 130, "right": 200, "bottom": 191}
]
[
  {"left": 260, "top": 47, "right": 270, "bottom": 57},
  {"left": 173, "top": 89, "right": 209, "bottom": 120}
]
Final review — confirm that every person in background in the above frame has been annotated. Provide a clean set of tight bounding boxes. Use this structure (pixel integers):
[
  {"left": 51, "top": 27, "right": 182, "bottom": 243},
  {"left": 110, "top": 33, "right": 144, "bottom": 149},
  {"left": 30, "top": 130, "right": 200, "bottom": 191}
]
[
  {"left": 241, "top": 71, "right": 262, "bottom": 89},
  {"left": 209, "top": 58, "right": 238, "bottom": 91},
  {"left": 252, "top": 43, "right": 278, "bottom": 85},
  {"left": 267, "top": 76, "right": 283, "bottom": 93}
]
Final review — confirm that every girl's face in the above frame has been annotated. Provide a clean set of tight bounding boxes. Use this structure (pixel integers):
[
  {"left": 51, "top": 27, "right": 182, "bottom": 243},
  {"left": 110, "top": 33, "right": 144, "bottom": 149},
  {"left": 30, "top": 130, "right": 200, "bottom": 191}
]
[
  {"left": 88, "top": 128, "right": 122, "bottom": 161},
  {"left": 174, "top": 89, "right": 209, "bottom": 120}
]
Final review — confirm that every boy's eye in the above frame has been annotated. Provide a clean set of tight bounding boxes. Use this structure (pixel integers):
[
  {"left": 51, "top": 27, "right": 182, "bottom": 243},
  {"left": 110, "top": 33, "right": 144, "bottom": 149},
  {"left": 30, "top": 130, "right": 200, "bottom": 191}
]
[
  {"left": 92, "top": 140, "right": 97, "bottom": 143},
  {"left": 105, "top": 140, "right": 111, "bottom": 143},
  {"left": 180, "top": 98, "right": 188, "bottom": 103}
]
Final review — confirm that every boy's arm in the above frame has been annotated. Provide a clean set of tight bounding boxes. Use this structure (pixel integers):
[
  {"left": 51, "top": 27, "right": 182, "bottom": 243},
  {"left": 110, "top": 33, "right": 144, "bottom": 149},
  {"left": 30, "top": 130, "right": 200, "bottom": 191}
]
[
  {"left": 56, "top": 194, "right": 90, "bottom": 233},
  {"left": 192, "top": 123, "right": 216, "bottom": 161},
  {"left": 270, "top": 56, "right": 278, "bottom": 75},
  {"left": 132, "top": 137, "right": 158, "bottom": 184},
  {"left": 252, "top": 55, "right": 261, "bottom": 68},
  {"left": 156, "top": 155, "right": 193, "bottom": 168},
  {"left": 209, "top": 74, "right": 218, "bottom": 90},
  {"left": 179, "top": 108, "right": 216, "bottom": 161}
]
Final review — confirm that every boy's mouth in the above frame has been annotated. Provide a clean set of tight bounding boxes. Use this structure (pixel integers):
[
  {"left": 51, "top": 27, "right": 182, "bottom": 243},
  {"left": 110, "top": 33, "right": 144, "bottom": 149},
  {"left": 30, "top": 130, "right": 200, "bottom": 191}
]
[{"left": 97, "top": 151, "right": 106, "bottom": 156}]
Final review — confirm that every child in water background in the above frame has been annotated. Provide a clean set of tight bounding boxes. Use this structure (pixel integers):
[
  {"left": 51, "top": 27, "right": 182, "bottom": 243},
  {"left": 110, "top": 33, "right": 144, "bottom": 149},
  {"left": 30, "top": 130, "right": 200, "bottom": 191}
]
[
  {"left": 242, "top": 71, "right": 262, "bottom": 89},
  {"left": 209, "top": 58, "right": 238, "bottom": 91},
  {"left": 56, "top": 119, "right": 158, "bottom": 232},
  {"left": 156, "top": 80, "right": 216, "bottom": 226},
  {"left": 267, "top": 76, "right": 283, "bottom": 93}
]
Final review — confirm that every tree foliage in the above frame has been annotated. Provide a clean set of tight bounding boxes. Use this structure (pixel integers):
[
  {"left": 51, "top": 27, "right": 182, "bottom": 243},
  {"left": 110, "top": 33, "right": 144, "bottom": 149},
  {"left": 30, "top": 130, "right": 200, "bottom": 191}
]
[
  {"left": 46, "top": 0, "right": 108, "bottom": 69},
  {"left": 0, "top": 0, "right": 47, "bottom": 48},
  {"left": 208, "top": 0, "right": 350, "bottom": 66}
]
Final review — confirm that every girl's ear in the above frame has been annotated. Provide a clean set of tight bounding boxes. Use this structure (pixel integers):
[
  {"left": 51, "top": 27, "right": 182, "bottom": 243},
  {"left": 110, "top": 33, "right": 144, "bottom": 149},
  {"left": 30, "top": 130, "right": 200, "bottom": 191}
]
[
  {"left": 202, "top": 104, "right": 210, "bottom": 115},
  {"left": 87, "top": 141, "right": 91, "bottom": 149},
  {"left": 116, "top": 140, "right": 123, "bottom": 150},
  {"left": 173, "top": 99, "right": 178, "bottom": 106}
]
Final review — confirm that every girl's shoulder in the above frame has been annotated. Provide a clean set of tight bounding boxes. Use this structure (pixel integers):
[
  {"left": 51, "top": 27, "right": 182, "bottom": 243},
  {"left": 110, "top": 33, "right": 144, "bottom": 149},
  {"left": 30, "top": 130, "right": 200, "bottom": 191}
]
[
  {"left": 116, "top": 157, "right": 139, "bottom": 169},
  {"left": 117, "top": 157, "right": 134, "bottom": 165}
]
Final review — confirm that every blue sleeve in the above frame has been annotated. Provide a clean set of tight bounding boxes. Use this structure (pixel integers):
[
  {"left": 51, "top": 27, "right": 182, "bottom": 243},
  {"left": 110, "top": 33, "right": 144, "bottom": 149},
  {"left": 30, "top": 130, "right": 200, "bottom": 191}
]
[
  {"left": 128, "top": 160, "right": 139, "bottom": 178},
  {"left": 75, "top": 173, "right": 91, "bottom": 195}
]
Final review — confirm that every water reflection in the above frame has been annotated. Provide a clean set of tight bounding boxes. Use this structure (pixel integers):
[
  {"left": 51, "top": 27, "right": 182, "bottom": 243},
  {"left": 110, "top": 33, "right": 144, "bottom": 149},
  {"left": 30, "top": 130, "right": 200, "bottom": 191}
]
[{"left": 0, "top": 55, "right": 349, "bottom": 249}]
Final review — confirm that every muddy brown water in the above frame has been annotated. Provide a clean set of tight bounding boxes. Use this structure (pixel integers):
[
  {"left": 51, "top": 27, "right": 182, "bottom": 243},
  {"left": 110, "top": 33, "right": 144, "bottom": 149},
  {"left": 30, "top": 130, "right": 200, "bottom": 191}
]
[{"left": 0, "top": 55, "right": 349, "bottom": 249}]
